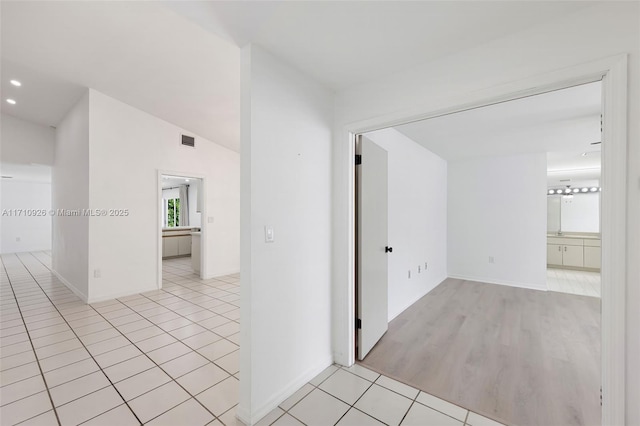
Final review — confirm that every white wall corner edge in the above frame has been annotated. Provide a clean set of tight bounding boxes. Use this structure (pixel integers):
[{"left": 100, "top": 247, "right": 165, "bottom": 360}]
[
  {"left": 203, "top": 269, "right": 241, "bottom": 280},
  {"left": 52, "top": 270, "right": 89, "bottom": 303},
  {"left": 447, "top": 274, "right": 548, "bottom": 292},
  {"left": 237, "top": 355, "right": 333, "bottom": 426},
  {"left": 388, "top": 274, "right": 449, "bottom": 322}
]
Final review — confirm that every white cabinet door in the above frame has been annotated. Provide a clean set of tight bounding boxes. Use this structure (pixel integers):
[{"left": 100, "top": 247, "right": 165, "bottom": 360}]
[
  {"left": 178, "top": 236, "right": 192, "bottom": 255},
  {"left": 584, "top": 246, "right": 601, "bottom": 269},
  {"left": 547, "top": 244, "right": 563, "bottom": 265},
  {"left": 562, "top": 245, "right": 584, "bottom": 267},
  {"left": 164, "top": 237, "right": 179, "bottom": 257}
]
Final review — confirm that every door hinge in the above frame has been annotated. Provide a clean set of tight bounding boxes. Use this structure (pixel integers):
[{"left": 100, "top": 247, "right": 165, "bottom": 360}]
[
  {"left": 355, "top": 155, "right": 362, "bottom": 165},
  {"left": 600, "top": 386, "right": 602, "bottom": 406},
  {"left": 356, "top": 318, "right": 362, "bottom": 329}
]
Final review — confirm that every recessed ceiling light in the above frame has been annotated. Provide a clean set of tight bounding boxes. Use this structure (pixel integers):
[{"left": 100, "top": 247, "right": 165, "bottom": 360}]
[
  {"left": 6, "top": 99, "right": 16, "bottom": 105},
  {"left": 10, "top": 80, "right": 21, "bottom": 87}
]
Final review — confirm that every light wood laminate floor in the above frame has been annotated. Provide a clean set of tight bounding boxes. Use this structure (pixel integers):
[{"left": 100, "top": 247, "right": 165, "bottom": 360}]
[{"left": 360, "top": 278, "right": 601, "bottom": 426}]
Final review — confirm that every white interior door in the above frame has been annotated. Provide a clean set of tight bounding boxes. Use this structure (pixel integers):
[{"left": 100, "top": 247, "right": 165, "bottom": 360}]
[{"left": 357, "top": 135, "right": 389, "bottom": 360}]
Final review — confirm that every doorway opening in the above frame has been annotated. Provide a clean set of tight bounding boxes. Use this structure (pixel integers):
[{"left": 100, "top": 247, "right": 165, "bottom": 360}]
[
  {"left": 353, "top": 80, "right": 606, "bottom": 425},
  {"left": 159, "top": 173, "right": 204, "bottom": 284}
]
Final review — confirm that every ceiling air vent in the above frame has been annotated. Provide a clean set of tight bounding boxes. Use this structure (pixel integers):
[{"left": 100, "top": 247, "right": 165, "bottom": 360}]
[{"left": 181, "top": 134, "right": 195, "bottom": 148}]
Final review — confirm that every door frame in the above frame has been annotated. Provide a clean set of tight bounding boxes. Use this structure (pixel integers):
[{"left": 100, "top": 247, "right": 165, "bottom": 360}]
[
  {"left": 338, "top": 54, "right": 627, "bottom": 425},
  {"left": 157, "top": 169, "right": 208, "bottom": 287}
]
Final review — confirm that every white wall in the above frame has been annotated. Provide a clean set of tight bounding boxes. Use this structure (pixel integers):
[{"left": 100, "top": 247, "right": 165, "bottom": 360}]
[
  {"left": 1, "top": 113, "right": 55, "bottom": 165},
  {"left": 239, "top": 45, "right": 333, "bottom": 424},
  {"left": 0, "top": 181, "right": 52, "bottom": 253},
  {"left": 188, "top": 183, "right": 201, "bottom": 227},
  {"left": 331, "top": 4, "right": 640, "bottom": 420},
  {"left": 448, "top": 153, "right": 547, "bottom": 290},
  {"left": 561, "top": 193, "right": 600, "bottom": 233},
  {"left": 364, "top": 128, "right": 447, "bottom": 321},
  {"left": 53, "top": 91, "right": 90, "bottom": 300},
  {"left": 88, "top": 89, "right": 239, "bottom": 302}
]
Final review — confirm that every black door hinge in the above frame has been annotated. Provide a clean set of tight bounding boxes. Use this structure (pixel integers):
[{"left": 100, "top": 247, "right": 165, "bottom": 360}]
[
  {"left": 356, "top": 318, "right": 362, "bottom": 329},
  {"left": 355, "top": 155, "right": 362, "bottom": 165}
]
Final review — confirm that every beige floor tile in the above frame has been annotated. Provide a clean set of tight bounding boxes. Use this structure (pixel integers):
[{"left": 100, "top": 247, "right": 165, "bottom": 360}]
[
  {"left": 176, "top": 363, "right": 229, "bottom": 396},
  {"left": 218, "top": 407, "right": 245, "bottom": 426},
  {"left": 160, "top": 351, "right": 209, "bottom": 378},
  {"left": 0, "top": 340, "right": 32, "bottom": 358},
  {"left": 39, "top": 347, "right": 90, "bottom": 372},
  {"left": 255, "top": 407, "right": 285, "bottom": 426},
  {"left": 79, "top": 328, "right": 120, "bottom": 346},
  {"left": 128, "top": 381, "right": 190, "bottom": 423},
  {"left": 35, "top": 338, "right": 83, "bottom": 359},
  {"left": 28, "top": 324, "right": 70, "bottom": 339},
  {"left": 18, "top": 409, "right": 58, "bottom": 426},
  {"left": 195, "top": 376, "right": 239, "bottom": 415},
  {"left": 279, "top": 383, "right": 314, "bottom": 411},
  {"left": 147, "top": 342, "right": 192, "bottom": 364},
  {"left": 94, "top": 344, "right": 143, "bottom": 369},
  {"left": 103, "top": 354, "right": 155, "bottom": 383},
  {"left": 197, "top": 339, "right": 238, "bottom": 362},
  {"left": 416, "top": 392, "right": 468, "bottom": 421},
  {"left": 135, "top": 333, "right": 177, "bottom": 353},
  {"left": 43, "top": 357, "right": 100, "bottom": 388},
  {"left": 0, "top": 391, "right": 52, "bottom": 425},
  {"left": 157, "top": 318, "right": 193, "bottom": 332},
  {"left": 374, "top": 375, "right": 419, "bottom": 400},
  {"left": 82, "top": 404, "right": 140, "bottom": 426},
  {"left": 50, "top": 371, "right": 110, "bottom": 406},
  {"left": 211, "top": 321, "right": 240, "bottom": 337},
  {"left": 0, "top": 350, "right": 36, "bottom": 371},
  {"left": 289, "top": 388, "right": 349, "bottom": 426},
  {"left": 401, "top": 402, "right": 463, "bottom": 426},
  {"left": 181, "top": 331, "right": 222, "bottom": 349},
  {"left": 308, "top": 365, "right": 339, "bottom": 386},
  {"left": 126, "top": 325, "right": 165, "bottom": 343},
  {"left": 319, "top": 369, "right": 372, "bottom": 405},
  {"left": 31, "top": 330, "right": 76, "bottom": 349},
  {"left": 466, "top": 412, "right": 506, "bottom": 426},
  {"left": 214, "top": 349, "right": 239, "bottom": 374},
  {"left": 146, "top": 398, "right": 214, "bottom": 426},
  {"left": 354, "top": 384, "right": 413, "bottom": 425},
  {"left": 337, "top": 408, "right": 385, "bottom": 426},
  {"left": 86, "top": 335, "right": 130, "bottom": 356},
  {"left": 56, "top": 386, "right": 124, "bottom": 425},
  {"left": 0, "top": 362, "right": 41, "bottom": 386},
  {"left": 343, "top": 364, "right": 380, "bottom": 382},
  {"left": 272, "top": 413, "right": 305, "bottom": 426},
  {"left": 198, "top": 315, "right": 230, "bottom": 330},
  {"left": 0, "top": 375, "right": 46, "bottom": 406},
  {"left": 115, "top": 366, "right": 172, "bottom": 401}
]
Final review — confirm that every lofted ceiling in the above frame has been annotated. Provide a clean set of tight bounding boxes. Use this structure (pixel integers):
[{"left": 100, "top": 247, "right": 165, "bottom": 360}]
[
  {"left": 1, "top": 1, "right": 597, "bottom": 153},
  {"left": 1, "top": 1, "right": 240, "bottom": 151}
]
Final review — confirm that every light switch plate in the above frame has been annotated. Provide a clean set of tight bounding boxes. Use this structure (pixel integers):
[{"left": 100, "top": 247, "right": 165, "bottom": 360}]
[{"left": 264, "top": 226, "right": 275, "bottom": 243}]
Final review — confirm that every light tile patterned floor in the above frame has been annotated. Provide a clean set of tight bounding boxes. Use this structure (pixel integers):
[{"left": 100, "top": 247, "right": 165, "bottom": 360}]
[
  {"left": 546, "top": 268, "right": 601, "bottom": 297},
  {"left": 1, "top": 252, "right": 504, "bottom": 426}
]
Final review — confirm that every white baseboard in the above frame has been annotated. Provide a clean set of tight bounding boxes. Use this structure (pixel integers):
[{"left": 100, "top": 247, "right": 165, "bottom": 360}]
[
  {"left": 448, "top": 274, "right": 547, "bottom": 292},
  {"left": 52, "top": 270, "right": 89, "bottom": 303},
  {"left": 203, "top": 269, "right": 240, "bottom": 280},
  {"left": 237, "top": 356, "right": 333, "bottom": 425},
  {"left": 88, "top": 284, "right": 158, "bottom": 304}
]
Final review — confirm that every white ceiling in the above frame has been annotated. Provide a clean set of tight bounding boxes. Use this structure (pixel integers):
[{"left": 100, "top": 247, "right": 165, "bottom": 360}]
[
  {"left": 163, "top": 1, "right": 592, "bottom": 91},
  {"left": 1, "top": 1, "right": 596, "bottom": 153},
  {"left": 1, "top": 1, "right": 240, "bottom": 151},
  {"left": 390, "top": 81, "right": 602, "bottom": 188},
  {"left": 0, "top": 162, "right": 51, "bottom": 183}
]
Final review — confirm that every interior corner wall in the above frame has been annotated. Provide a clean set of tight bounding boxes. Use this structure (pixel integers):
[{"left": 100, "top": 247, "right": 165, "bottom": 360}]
[
  {"left": 52, "top": 90, "right": 90, "bottom": 301},
  {"left": 448, "top": 153, "right": 547, "bottom": 290},
  {"left": 239, "top": 44, "right": 333, "bottom": 425},
  {"left": 87, "top": 89, "right": 240, "bottom": 302},
  {"left": 364, "top": 128, "right": 447, "bottom": 320}
]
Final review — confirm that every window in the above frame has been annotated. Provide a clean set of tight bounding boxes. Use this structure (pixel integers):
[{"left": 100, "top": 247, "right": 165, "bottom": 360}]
[{"left": 165, "top": 198, "right": 180, "bottom": 227}]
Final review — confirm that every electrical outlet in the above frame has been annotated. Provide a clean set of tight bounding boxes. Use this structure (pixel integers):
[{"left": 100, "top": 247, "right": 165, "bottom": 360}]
[
  {"left": 489, "top": 256, "right": 495, "bottom": 264},
  {"left": 408, "top": 270, "right": 411, "bottom": 279},
  {"left": 425, "top": 262, "right": 428, "bottom": 269},
  {"left": 418, "top": 265, "right": 421, "bottom": 273},
  {"left": 93, "top": 269, "right": 101, "bottom": 278},
  {"left": 15, "top": 237, "right": 20, "bottom": 242}
]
